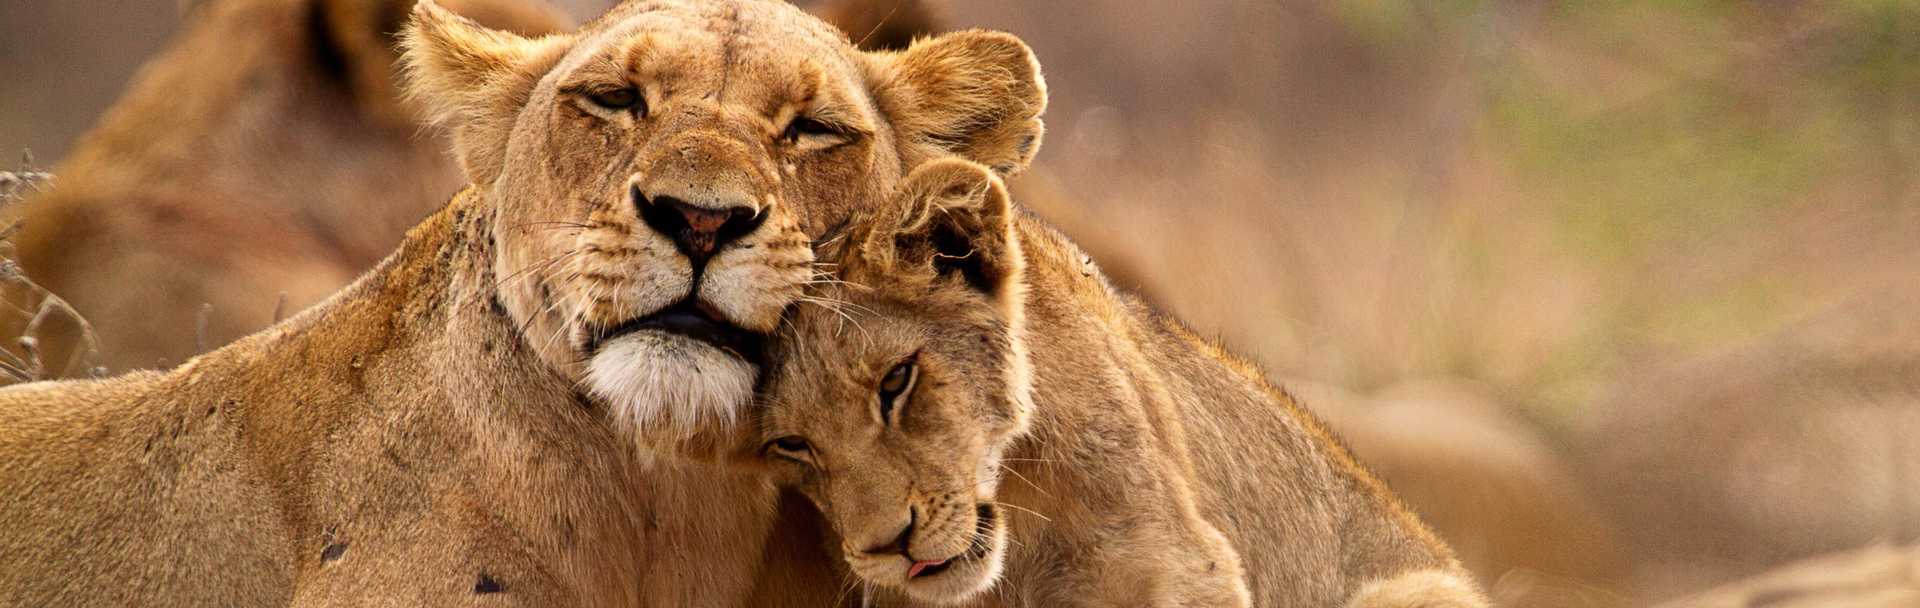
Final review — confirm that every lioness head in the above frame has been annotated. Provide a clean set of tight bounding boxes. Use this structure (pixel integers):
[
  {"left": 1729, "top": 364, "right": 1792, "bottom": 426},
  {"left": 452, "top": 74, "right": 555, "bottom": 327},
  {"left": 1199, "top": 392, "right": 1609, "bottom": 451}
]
[
  {"left": 758, "top": 158, "right": 1034, "bottom": 603},
  {"left": 400, "top": 0, "right": 1045, "bottom": 444}
]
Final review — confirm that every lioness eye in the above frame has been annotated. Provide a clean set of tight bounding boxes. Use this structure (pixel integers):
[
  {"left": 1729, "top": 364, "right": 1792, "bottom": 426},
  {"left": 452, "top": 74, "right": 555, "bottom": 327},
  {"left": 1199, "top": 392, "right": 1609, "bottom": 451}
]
[
  {"left": 877, "top": 358, "right": 918, "bottom": 423},
  {"left": 588, "top": 87, "right": 643, "bottom": 113},
  {"left": 766, "top": 436, "right": 815, "bottom": 465},
  {"left": 773, "top": 436, "right": 810, "bottom": 452},
  {"left": 782, "top": 116, "right": 839, "bottom": 143}
]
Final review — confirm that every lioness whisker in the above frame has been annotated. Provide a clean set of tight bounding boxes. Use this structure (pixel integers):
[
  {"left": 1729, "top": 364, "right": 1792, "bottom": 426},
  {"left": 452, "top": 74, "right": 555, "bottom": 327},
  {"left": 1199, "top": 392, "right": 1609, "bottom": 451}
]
[
  {"left": 998, "top": 464, "right": 1051, "bottom": 498},
  {"left": 797, "top": 296, "right": 873, "bottom": 344},
  {"left": 778, "top": 314, "right": 811, "bottom": 358},
  {"left": 506, "top": 220, "right": 597, "bottom": 231},
  {"left": 497, "top": 249, "right": 585, "bottom": 287},
  {"left": 994, "top": 500, "right": 1052, "bottom": 523},
  {"left": 830, "top": 570, "right": 864, "bottom": 607},
  {"left": 515, "top": 271, "right": 575, "bottom": 337},
  {"left": 998, "top": 457, "right": 1061, "bottom": 464}
]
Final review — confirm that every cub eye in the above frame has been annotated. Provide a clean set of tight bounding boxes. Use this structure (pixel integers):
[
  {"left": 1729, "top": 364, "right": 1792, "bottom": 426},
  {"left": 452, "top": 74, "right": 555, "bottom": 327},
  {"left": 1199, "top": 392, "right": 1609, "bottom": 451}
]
[
  {"left": 877, "top": 358, "right": 918, "bottom": 423},
  {"left": 782, "top": 116, "right": 841, "bottom": 144},
  {"left": 765, "top": 435, "right": 815, "bottom": 465},
  {"left": 587, "top": 87, "right": 643, "bottom": 113}
]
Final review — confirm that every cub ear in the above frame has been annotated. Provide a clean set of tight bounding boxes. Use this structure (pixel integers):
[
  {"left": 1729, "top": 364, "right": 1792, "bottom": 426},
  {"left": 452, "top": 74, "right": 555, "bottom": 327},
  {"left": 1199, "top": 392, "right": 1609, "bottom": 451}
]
[
  {"left": 867, "top": 30, "right": 1048, "bottom": 177},
  {"left": 400, "top": 0, "right": 571, "bottom": 184},
  {"left": 316, "top": 0, "right": 568, "bottom": 126},
  {"left": 862, "top": 158, "right": 1022, "bottom": 297}
]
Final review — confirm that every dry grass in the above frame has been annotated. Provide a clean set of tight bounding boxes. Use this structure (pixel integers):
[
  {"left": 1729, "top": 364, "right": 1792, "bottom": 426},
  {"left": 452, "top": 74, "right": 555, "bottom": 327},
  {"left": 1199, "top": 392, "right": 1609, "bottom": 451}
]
[{"left": 0, "top": 151, "right": 101, "bottom": 383}]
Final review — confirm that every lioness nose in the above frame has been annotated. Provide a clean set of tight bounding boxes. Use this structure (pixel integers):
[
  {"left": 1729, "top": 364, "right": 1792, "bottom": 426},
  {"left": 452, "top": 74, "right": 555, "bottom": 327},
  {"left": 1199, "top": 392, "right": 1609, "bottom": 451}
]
[
  {"left": 633, "top": 185, "right": 763, "bottom": 263},
  {"left": 865, "top": 509, "right": 916, "bottom": 558}
]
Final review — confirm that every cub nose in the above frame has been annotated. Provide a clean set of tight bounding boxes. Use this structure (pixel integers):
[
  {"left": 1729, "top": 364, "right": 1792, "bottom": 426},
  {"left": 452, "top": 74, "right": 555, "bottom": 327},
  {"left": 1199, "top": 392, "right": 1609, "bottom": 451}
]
[{"left": 632, "top": 185, "right": 763, "bottom": 263}]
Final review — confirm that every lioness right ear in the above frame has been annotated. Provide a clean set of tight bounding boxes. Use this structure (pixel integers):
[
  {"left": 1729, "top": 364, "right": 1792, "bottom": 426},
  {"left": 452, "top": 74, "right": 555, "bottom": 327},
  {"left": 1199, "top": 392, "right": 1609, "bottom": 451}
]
[
  {"left": 862, "top": 158, "right": 1022, "bottom": 299},
  {"left": 401, "top": 0, "right": 571, "bottom": 184},
  {"left": 867, "top": 30, "right": 1048, "bottom": 178},
  {"left": 319, "top": 0, "right": 569, "bottom": 127}
]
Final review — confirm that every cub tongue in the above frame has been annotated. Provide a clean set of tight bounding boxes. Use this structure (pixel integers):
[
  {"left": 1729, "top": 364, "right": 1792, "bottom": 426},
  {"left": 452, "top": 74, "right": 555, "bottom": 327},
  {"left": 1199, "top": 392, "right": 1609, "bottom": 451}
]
[{"left": 907, "top": 559, "right": 948, "bottom": 578}]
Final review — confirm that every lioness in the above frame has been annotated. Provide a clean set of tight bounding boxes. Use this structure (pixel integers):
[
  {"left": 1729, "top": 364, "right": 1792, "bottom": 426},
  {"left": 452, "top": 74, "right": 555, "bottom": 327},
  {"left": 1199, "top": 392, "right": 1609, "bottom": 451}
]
[
  {"left": 751, "top": 159, "right": 1488, "bottom": 607},
  {"left": 0, "top": 0, "right": 1045, "bottom": 604},
  {"left": 5, "top": 0, "right": 933, "bottom": 377}
]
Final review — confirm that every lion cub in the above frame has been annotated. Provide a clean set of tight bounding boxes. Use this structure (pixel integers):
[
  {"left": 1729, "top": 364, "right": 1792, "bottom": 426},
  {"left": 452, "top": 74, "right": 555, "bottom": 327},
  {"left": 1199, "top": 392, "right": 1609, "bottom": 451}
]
[{"left": 753, "top": 159, "right": 1488, "bottom": 607}]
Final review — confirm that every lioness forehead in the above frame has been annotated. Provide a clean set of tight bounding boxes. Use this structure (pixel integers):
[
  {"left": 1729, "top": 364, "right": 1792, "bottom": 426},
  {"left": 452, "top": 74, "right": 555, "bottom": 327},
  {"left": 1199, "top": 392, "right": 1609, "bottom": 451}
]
[
  {"left": 556, "top": 0, "right": 870, "bottom": 114},
  {"left": 584, "top": 0, "right": 853, "bottom": 53}
]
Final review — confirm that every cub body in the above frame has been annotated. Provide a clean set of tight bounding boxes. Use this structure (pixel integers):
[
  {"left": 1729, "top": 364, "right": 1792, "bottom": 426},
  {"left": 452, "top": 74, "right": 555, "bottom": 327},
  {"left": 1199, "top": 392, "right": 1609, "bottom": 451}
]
[{"left": 754, "top": 159, "right": 1487, "bottom": 607}]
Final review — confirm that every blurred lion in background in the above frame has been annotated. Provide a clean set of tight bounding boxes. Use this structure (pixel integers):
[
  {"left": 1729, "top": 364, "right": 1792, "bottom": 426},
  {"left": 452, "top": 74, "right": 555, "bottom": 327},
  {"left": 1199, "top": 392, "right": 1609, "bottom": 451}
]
[
  {"left": 5, "top": 0, "right": 570, "bottom": 375},
  {"left": 2, "top": 0, "right": 937, "bottom": 377},
  {"left": 1296, "top": 379, "right": 1630, "bottom": 607},
  {"left": 1582, "top": 294, "right": 1920, "bottom": 603}
]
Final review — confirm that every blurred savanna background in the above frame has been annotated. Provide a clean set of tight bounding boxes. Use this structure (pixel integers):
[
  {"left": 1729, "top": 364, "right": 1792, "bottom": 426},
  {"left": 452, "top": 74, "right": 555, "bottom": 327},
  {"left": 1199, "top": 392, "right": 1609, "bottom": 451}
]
[{"left": 3, "top": 0, "right": 1918, "bottom": 606}]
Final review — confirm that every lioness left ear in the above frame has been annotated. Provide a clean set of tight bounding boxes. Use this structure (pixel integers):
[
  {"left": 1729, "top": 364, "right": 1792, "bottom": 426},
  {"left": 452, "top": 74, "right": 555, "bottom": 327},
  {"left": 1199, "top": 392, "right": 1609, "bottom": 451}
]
[
  {"left": 867, "top": 158, "right": 1021, "bottom": 297},
  {"left": 867, "top": 30, "right": 1047, "bottom": 178},
  {"left": 401, "top": 0, "right": 571, "bottom": 184}
]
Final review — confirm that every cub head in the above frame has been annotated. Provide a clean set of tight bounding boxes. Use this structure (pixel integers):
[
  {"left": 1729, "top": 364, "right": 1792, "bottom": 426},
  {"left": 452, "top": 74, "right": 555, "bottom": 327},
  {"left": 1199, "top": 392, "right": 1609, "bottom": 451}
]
[
  {"left": 757, "top": 158, "right": 1034, "bottom": 603},
  {"left": 400, "top": 0, "right": 1045, "bottom": 447}
]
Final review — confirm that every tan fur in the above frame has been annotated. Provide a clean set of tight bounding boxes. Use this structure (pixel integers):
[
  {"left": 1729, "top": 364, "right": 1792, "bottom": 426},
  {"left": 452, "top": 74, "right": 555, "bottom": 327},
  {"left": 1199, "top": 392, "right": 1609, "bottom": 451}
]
[
  {"left": 8, "top": 0, "right": 570, "bottom": 374},
  {"left": 4, "top": 0, "right": 946, "bottom": 378},
  {"left": 1347, "top": 570, "right": 1491, "bottom": 608},
  {"left": 752, "top": 160, "right": 1488, "bottom": 607},
  {"left": 0, "top": 0, "right": 1048, "bottom": 604}
]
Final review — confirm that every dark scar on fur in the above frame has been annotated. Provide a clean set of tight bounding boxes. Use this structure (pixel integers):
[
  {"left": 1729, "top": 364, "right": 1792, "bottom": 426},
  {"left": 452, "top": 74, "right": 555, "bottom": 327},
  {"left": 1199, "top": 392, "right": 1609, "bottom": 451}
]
[
  {"left": 320, "top": 525, "right": 347, "bottom": 563},
  {"left": 474, "top": 573, "right": 504, "bottom": 594},
  {"left": 320, "top": 542, "right": 348, "bottom": 563}
]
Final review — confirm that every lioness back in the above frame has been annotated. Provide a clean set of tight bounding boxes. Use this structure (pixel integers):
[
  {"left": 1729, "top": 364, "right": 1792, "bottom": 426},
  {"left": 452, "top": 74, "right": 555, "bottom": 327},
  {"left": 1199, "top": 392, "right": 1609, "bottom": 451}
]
[{"left": 0, "top": 373, "right": 295, "bottom": 605}]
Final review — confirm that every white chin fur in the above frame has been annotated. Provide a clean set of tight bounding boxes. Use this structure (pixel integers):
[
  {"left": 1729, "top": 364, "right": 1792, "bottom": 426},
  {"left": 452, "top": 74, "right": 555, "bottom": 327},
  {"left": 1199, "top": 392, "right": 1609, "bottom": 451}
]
[{"left": 585, "top": 332, "right": 757, "bottom": 441}]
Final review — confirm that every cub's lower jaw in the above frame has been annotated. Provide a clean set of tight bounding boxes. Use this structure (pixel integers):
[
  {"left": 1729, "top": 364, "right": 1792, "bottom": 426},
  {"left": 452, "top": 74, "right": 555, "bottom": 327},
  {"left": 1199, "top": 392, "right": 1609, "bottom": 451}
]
[
  {"left": 585, "top": 331, "right": 760, "bottom": 442},
  {"left": 897, "top": 517, "right": 1012, "bottom": 605},
  {"left": 900, "top": 551, "right": 1005, "bottom": 605}
]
